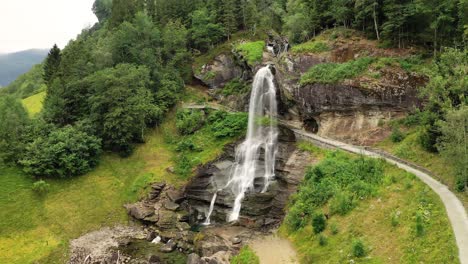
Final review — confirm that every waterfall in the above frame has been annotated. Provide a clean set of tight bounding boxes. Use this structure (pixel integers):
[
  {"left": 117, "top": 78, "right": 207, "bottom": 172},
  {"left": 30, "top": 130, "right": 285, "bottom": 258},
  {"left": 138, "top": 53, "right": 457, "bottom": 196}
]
[
  {"left": 203, "top": 192, "right": 218, "bottom": 225},
  {"left": 203, "top": 66, "right": 279, "bottom": 225}
]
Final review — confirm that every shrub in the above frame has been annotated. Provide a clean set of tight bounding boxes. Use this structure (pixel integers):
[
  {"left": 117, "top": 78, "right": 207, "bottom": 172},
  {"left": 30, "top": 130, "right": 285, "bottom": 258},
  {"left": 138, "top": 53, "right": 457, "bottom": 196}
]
[
  {"left": 236, "top": 41, "right": 265, "bottom": 65},
  {"left": 208, "top": 111, "right": 248, "bottom": 139},
  {"left": 300, "top": 57, "right": 375, "bottom": 85},
  {"left": 20, "top": 125, "right": 102, "bottom": 178},
  {"left": 220, "top": 79, "right": 250, "bottom": 96},
  {"left": 415, "top": 212, "right": 425, "bottom": 237},
  {"left": 391, "top": 212, "right": 400, "bottom": 227},
  {"left": 32, "top": 180, "right": 50, "bottom": 195},
  {"left": 231, "top": 246, "right": 260, "bottom": 264},
  {"left": 330, "top": 223, "right": 339, "bottom": 235},
  {"left": 292, "top": 41, "right": 330, "bottom": 54},
  {"left": 351, "top": 239, "right": 367, "bottom": 258},
  {"left": 176, "top": 138, "right": 202, "bottom": 152},
  {"left": 176, "top": 109, "right": 205, "bottom": 135},
  {"left": 330, "top": 190, "right": 356, "bottom": 215},
  {"left": 174, "top": 154, "right": 201, "bottom": 178},
  {"left": 286, "top": 201, "right": 314, "bottom": 231},
  {"left": 312, "top": 213, "right": 327, "bottom": 234},
  {"left": 390, "top": 126, "right": 405, "bottom": 143},
  {"left": 318, "top": 234, "right": 328, "bottom": 246}
]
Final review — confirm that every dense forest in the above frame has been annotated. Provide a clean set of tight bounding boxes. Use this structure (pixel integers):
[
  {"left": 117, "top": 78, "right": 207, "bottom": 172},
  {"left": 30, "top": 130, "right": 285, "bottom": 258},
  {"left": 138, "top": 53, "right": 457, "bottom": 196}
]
[{"left": 0, "top": 0, "right": 466, "bottom": 187}]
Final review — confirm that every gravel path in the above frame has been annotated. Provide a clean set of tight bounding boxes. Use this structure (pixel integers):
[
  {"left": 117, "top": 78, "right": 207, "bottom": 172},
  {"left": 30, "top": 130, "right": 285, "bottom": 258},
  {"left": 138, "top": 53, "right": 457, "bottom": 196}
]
[
  {"left": 249, "top": 234, "right": 298, "bottom": 264},
  {"left": 289, "top": 127, "right": 468, "bottom": 264}
]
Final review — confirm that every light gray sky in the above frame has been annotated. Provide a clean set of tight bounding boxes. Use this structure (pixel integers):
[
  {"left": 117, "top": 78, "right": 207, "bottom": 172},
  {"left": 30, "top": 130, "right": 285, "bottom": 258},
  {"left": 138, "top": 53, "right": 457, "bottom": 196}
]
[{"left": 0, "top": 0, "right": 98, "bottom": 53}]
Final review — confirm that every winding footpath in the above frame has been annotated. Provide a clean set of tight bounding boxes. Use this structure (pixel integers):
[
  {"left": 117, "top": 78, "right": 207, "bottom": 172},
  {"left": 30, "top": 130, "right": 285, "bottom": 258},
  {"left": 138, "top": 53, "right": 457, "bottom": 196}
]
[{"left": 286, "top": 125, "right": 468, "bottom": 263}]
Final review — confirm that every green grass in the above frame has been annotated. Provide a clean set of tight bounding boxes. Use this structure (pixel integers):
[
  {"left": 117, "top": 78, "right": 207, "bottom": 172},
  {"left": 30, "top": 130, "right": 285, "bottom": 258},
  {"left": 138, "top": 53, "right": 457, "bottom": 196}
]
[
  {"left": 236, "top": 41, "right": 265, "bottom": 66},
  {"left": 231, "top": 246, "right": 260, "bottom": 264},
  {"left": 300, "top": 57, "right": 375, "bottom": 85},
  {"left": 291, "top": 41, "right": 330, "bottom": 54},
  {"left": 0, "top": 86, "right": 238, "bottom": 264},
  {"left": 21, "top": 91, "right": 46, "bottom": 116},
  {"left": 300, "top": 55, "right": 427, "bottom": 85},
  {"left": 193, "top": 31, "right": 268, "bottom": 74},
  {"left": 281, "top": 144, "right": 459, "bottom": 263},
  {"left": 375, "top": 128, "right": 468, "bottom": 209}
]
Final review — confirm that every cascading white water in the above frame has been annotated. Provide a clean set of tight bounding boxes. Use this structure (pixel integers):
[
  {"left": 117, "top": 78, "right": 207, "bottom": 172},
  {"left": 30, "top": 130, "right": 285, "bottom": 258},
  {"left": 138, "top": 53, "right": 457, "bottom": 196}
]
[
  {"left": 203, "top": 192, "right": 218, "bottom": 225},
  {"left": 203, "top": 66, "right": 278, "bottom": 224}
]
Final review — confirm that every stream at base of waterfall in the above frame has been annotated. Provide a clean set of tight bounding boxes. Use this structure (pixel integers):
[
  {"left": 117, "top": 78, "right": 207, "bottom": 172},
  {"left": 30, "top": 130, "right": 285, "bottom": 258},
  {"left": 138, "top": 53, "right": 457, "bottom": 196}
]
[{"left": 204, "top": 66, "right": 278, "bottom": 224}]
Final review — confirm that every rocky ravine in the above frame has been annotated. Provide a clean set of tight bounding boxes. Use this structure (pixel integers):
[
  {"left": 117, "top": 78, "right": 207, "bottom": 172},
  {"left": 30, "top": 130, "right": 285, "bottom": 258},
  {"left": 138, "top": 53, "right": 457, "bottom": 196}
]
[{"left": 68, "top": 125, "right": 314, "bottom": 264}]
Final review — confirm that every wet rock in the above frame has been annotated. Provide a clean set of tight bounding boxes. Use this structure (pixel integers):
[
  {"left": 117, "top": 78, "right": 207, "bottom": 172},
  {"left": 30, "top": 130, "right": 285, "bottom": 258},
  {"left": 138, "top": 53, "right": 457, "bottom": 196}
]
[
  {"left": 177, "top": 211, "right": 190, "bottom": 222},
  {"left": 156, "top": 210, "right": 177, "bottom": 229},
  {"left": 146, "top": 231, "right": 158, "bottom": 242},
  {"left": 197, "top": 235, "right": 231, "bottom": 257},
  {"left": 148, "top": 255, "right": 161, "bottom": 264},
  {"left": 187, "top": 253, "right": 203, "bottom": 264},
  {"left": 159, "top": 230, "right": 177, "bottom": 241},
  {"left": 164, "top": 201, "right": 180, "bottom": 211},
  {"left": 149, "top": 183, "right": 166, "bottom": 200},
  {"left": 124, "top": 202, "right": 157, "bottom": 223},
  {"left": 201, "top": 251, "right": 232, "bottom": 264},
  {"left": 160, "top": 239, "right": 177, "bottom": 253},
  {"left": 167, "top": 189, "right": 185, "bottom": 203},
  {"left": 177, "top": 222, "right": 191, "bottom": 231},
  {"left": 230, "top": 237, "right": 242, "bottom": 245}
]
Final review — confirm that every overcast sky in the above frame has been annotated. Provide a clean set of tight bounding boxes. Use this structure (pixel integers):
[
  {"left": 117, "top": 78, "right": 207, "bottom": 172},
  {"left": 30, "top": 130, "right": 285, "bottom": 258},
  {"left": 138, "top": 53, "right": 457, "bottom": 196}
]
[{"left": 0, "top": 0, "right": 98, "bottom": 53}]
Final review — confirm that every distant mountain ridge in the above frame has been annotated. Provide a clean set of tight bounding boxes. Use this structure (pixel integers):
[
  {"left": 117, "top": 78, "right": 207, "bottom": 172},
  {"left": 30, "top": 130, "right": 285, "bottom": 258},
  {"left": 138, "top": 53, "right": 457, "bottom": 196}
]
[{"left": 0, "top": 49, "right": 48, "bottom": 86}]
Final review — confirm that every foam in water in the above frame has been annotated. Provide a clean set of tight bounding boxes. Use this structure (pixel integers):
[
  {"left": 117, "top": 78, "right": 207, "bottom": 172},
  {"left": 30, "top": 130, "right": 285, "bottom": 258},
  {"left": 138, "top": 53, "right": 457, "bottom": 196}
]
[{"left": 204, "top": 66, "right": 278, "bottom": 224}]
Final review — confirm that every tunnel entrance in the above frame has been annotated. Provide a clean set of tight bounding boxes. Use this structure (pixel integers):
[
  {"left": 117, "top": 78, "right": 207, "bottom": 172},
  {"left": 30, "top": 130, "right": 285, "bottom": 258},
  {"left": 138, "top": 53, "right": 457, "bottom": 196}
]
[{"left": 304, "top": 118, "right": 319, "bottom": 134}]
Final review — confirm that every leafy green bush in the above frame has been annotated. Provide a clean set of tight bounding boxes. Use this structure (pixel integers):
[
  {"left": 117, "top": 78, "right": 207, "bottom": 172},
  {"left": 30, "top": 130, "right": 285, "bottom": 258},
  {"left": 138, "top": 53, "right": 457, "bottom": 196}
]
[
  {"left": 330, "top": 190, "right": 356, "bottom": 215},
  {"left": 351, "top": 239, "right": 367, "bottom": 257},
  {"left": 176, "top": 109, "right": 205, "bottom": 135},
  {"left": 415, "top": 212, "right": 425, "bottom": 237},
  {"left": 330, "top": 223, "right": 339, "bottom": 235},
  {"left": 220, "top": 78, "right": 250, "bottom": 96},
  {"left": 391, "top": 126, "right": 405, "bottom": 143},
  {"left": 231, "top": 246, "right": 260, "bottom": 264},
  {"left": 176, "top": 138, "right": 202, "bottom": 152},
  {"left": 292, "top": 41, "right": 330, "bottom": 54},
  {"left": 174, "top": 154, "right": 201, "bottom": 178},
  {"left": 208, "top": 111, "right": 248, "bottom": 138},
  {"left": 300, "top": 57, "right": 374, "bottom": 85},
  {"left": 391, "top": 212, "right": 400, "bottom": 227},
  {"left": 318, "top": 234, "right": 328, "bottom": 246},
  {"left": 312, "top": 213, "right": 327, "bottom": 234},
  {"left": 286, "top": 151, "right": 384, "bottom": 231},
  {"left": 32, "top": 180, "right": 50, "bottom": 195},
  {"left": 236, "top": 41, "right": 265, "bottom": 65},
  {"left": 20, "top": 125, "right": 102, "bottom": 178}
]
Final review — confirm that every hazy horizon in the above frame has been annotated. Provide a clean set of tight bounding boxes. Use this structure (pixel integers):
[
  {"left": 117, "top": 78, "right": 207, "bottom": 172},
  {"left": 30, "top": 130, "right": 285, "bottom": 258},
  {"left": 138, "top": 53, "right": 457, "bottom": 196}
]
[{"left": 0, "top": 0, "right": 98, "bottom": 53}]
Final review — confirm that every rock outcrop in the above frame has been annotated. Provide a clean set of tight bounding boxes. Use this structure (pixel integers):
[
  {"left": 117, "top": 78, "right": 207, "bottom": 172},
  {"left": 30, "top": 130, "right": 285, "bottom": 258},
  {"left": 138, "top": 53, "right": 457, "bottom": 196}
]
[
  {"left": 184, "top": 125, "right": 313, "bottom": 227},
  {"left": 275, "top": 37, "right": 426, "bottom": 145},
  {"left": 194, "top": 53, "right": 251, "bottom": 89}
]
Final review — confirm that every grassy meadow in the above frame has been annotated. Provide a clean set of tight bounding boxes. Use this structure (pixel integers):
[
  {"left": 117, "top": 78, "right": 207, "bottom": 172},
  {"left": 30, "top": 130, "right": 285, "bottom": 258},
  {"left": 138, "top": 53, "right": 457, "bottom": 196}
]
[
  {"left": 281, "top": 143, "right": 459, "bottom": 264},
  {"left": 21, "top": 91, "right": 45, "bottom": 117},
  {"left": 0, "top": 87, "right": 237, "bottom": 263}
]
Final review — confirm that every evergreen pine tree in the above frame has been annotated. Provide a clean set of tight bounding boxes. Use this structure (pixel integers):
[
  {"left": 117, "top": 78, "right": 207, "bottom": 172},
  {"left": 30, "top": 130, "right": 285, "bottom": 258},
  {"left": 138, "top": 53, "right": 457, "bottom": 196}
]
[
  {"left": 222, "top": 0, "right": 238, "bottom": 40},
  {"left": 43, "top": 44, "right": 61, "bottom": 87}
]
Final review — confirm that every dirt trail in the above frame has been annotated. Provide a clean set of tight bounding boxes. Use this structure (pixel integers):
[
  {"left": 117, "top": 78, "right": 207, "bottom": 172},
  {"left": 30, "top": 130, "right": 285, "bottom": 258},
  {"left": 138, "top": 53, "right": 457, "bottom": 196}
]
[{"left": 249, "top": 234, "right": 298, "bottom": 264}]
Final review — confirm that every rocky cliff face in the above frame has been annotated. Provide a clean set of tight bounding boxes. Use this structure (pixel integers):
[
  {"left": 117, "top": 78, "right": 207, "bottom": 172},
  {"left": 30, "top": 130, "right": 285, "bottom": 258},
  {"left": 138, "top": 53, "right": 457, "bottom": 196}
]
[
  {"left": 276, "top": 58, "right": 425, "bottom": 144},
  {"left": 194, "top": 53, "right": 251, "bottom": 89},
  {"left": 194, "top": 35, "right": 426, "bottom": 145},
  {"left": 184, "top": 126, "right": 313, "bottom": 228}
]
